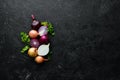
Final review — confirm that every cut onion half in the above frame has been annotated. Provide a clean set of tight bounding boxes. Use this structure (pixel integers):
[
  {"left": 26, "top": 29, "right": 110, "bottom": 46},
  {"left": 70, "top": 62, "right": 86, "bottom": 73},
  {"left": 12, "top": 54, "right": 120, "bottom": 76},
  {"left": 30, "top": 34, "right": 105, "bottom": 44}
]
[{"left": 37, "top": 43, "right": 50, "bottom": 56}]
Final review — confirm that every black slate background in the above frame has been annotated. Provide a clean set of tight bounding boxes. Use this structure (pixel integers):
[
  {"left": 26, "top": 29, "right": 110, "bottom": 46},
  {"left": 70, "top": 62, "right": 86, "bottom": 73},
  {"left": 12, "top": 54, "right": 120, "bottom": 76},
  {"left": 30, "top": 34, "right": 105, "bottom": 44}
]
[{"left": 0, "top": 0, "right": 120, "bottom": 80}]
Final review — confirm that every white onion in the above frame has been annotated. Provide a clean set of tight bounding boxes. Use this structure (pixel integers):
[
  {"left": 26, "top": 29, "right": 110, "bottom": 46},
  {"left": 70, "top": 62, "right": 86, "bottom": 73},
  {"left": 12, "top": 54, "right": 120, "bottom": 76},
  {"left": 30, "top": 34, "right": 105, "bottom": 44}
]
[{"left": 38, "top": 43, "right": 50, "bottom": 56}]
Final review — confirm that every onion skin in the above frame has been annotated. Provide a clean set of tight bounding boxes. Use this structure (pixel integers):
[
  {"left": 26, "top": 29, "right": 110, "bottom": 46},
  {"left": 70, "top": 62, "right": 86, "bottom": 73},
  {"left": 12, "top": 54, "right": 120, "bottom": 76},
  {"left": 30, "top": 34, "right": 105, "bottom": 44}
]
[
  {"left": 28, "top": 48, "right": 38, "bottom": 57},
  {"left": 39, "top": 35, "right": 49, "bottom": 44},
  {"left": 35, "top": 56, "right": 48, "bottom": 63},
  {"left": 29, "top": 30, "right": 38, "bottom": 38}
]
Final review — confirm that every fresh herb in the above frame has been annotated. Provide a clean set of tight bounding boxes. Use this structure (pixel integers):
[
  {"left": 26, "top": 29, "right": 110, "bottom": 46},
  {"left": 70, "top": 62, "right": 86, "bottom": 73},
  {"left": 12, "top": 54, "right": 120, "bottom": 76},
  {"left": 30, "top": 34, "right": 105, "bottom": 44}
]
[
  {"left": 41, "top": 21, "right": 55, "bottom": 36},
  {"left": 48, "top": 22, "right": 55, "bottom": 36},
  {"left": 20, "top": 32, "right": 30, "bottom": 44},
  {"left": 20, "top": 32, "right": 30, "bottom": 53},
  {"left": 41, "top": 21, "right": 48, "bottom": 26},
  {"left": 21, "top": 45, "right": 30, "bottom": 53}
]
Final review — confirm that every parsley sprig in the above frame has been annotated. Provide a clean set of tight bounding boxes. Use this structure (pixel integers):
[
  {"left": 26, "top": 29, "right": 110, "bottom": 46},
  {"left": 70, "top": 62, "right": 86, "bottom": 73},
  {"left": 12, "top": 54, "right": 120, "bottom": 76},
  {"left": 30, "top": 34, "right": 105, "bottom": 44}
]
[
  {"left": 20, "top": 32, "right": 30, "bottom": 53},
  {"left": 20, "top": 32, "right": 30, "bottom": 43},
  {"left": 21, "top": 45, "right": 30, "bottom": 53}
]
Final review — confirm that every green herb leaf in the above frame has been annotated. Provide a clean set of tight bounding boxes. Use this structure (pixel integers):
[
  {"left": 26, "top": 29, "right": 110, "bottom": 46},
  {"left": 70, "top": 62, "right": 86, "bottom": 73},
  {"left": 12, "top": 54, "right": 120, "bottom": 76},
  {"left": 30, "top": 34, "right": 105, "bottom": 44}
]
[
  {"left": 41, "top": 22, "right": 48, "bottom": 26},
  {"left": 21, "top": 45, "right": 30, "bottom": 53},
  {"left": 47, "top": 22, "right": 55, "bottom": 36},
  {"left": 20, "top": 32, "right": 30, "bottom": 53},
  {"left": 20, "top": 32, "right": 30, "bottom": 44}
]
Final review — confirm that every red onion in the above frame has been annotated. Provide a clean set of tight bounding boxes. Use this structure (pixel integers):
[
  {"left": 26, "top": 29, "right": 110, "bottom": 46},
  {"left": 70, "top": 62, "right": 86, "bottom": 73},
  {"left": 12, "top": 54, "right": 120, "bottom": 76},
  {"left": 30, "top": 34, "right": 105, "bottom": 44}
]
[
  {"left": 31, "top": 15, "right": 41, "bottom": 30},
  {"left": 38, "top": 26, "right": 48, "bottom": 36},
  {"left": 31, "top": 20, "right": 41, "bottom": 30},
  {"left": 39, "top": 35, "right": 49, "bottom": 44},
  {"left": 30, "top": 39, "right": 40, "bottom": 48}
]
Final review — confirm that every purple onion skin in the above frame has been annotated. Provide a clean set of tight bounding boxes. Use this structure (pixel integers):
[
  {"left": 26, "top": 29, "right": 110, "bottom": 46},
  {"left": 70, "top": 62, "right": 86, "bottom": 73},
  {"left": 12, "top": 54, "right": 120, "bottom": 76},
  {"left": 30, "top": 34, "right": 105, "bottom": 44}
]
[
  {"left": 39, "top": 35, "right": 49, "bottom": 44},
  {"left": 31, "top": 20, "right": 41, "bottom": 30},
  {"left": 30, "top": 39, "right": 40, "bottom": 48}
]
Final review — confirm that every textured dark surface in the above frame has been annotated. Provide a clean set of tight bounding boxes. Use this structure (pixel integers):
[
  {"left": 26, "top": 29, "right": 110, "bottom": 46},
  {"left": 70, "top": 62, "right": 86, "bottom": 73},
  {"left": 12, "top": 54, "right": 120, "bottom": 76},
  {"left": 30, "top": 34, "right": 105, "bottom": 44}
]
[{"left": 0, "top": 0, "right": 120, "bottom": 80}]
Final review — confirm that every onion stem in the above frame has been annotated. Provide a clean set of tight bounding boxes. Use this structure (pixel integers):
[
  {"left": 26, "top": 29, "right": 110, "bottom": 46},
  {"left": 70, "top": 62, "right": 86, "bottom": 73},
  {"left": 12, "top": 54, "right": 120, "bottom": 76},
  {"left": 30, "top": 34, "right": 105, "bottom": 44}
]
[{"left": 31, "top": 14, "right": 35, "bottom": 21}]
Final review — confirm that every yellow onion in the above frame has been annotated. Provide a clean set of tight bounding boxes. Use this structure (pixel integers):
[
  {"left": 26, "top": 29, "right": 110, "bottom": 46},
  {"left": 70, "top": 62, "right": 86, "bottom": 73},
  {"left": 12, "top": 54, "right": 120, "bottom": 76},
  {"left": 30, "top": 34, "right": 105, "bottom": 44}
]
[
  {"left": 28, "top": 48, "right": 38, "bottom": 57},
  {"left": 35, "top": 56, "right": 48, "bottom": 63}
]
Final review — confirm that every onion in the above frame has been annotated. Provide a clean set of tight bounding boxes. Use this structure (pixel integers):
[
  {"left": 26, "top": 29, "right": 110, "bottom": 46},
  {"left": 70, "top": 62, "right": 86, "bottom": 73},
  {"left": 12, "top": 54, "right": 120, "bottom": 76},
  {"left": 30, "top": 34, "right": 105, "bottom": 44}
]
[
  {"left": 30, "top": 39, "right": 40, "bottom": 48},
  {"left": 31, "top": 20, "right": 41, "bottom": 30},
  {"left": 39, "top": 35, "right": 49, "bottom": 44},
  {"left": 38, "top": 26, "right": 48, "bottom": 36},
  {"left": 29, "top": 30, "right": 38, "bottom": 38},
  {"left": 28, "top": 48, "right": 38, "bottom": 57},
  {"left": 35, "top": 56, "right": 48, "bottom": 63},
  {"left": 37, "top": 43, "right": 50, "bottom": 56}
]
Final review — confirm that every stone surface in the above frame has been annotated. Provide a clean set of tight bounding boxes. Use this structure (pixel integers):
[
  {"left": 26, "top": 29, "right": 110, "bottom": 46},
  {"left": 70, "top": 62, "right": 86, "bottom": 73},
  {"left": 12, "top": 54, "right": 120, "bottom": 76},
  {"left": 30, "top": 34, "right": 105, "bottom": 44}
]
[{"left": 0, "top": 0, "right": 120, "bottom": 80}]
